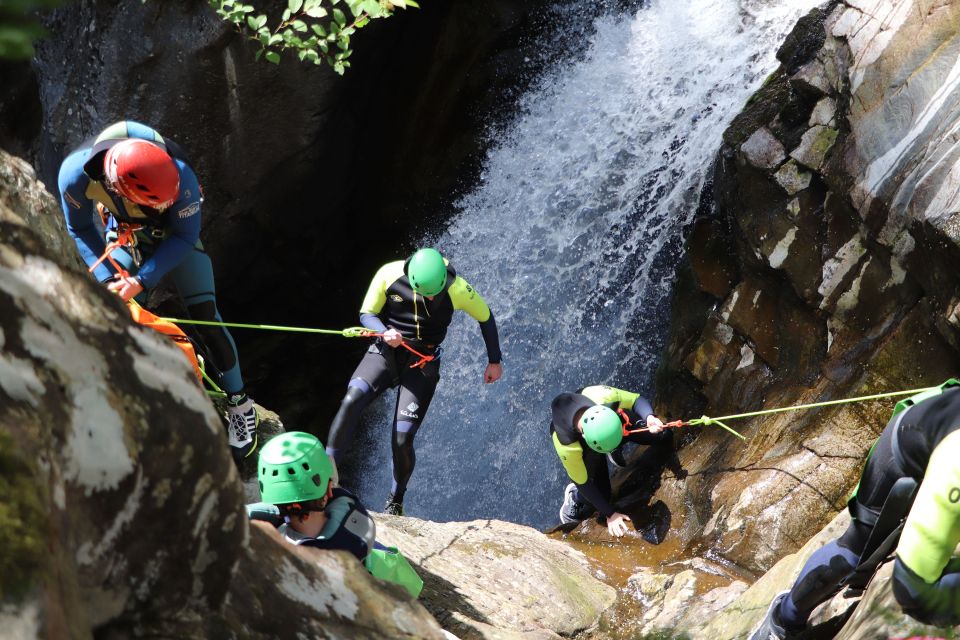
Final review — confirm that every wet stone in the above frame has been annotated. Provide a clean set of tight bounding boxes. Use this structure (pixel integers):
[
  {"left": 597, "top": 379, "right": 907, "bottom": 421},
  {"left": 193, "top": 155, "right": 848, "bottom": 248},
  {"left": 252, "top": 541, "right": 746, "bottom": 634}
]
[
  {"left": 809, "top": 96, "right": 836, "bottom": 127},
  {"left": 740, "top": 127, "right": 786, "bottom": 170},
  {"left": 790, "top": 58, "right": 832, "bottom": 97},
  {"left": 774, "top": 159, "right": 813, "bottom": 195},
  {"left": 790, "top": 125, "right": 839, "bottom": 171}
]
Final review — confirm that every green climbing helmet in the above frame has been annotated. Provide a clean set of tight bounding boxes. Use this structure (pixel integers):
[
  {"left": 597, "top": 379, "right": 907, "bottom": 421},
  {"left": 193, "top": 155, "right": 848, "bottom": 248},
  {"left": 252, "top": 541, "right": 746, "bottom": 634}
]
[
  {"left": 258, "top": 431, "right": 333, "bottom": 505},
  {"left": 581, "top": 405, "right": 624, "bottom": 453},
  {"left": 407, "top": 248, "right": 448, "bottom": 297}
]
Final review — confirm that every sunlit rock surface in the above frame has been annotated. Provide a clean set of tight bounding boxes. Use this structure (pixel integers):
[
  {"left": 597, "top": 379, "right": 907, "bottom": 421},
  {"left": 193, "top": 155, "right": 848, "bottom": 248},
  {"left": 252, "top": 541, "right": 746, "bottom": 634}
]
[
  {"left": 653, "top": 0, "right": 960, "bottom": 635},
  {"left": 376, "top": 515, "right": 616, "bottom": 639}
]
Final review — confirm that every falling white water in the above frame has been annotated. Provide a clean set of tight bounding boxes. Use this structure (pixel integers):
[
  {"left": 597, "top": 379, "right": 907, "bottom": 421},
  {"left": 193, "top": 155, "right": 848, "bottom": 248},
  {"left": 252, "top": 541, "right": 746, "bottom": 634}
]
[{"left": 352, "top": 0, "right": 822, "bottom": 528}]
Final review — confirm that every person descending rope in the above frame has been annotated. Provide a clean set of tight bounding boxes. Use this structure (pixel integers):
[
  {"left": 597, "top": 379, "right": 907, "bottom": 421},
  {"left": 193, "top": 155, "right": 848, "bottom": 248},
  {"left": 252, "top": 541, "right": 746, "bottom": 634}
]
[
  {"left": 750, "top": 381, "right": 960, "bottom": 639},
  {"left": 552, "top": 385, "right": 678, "bottom": 537},
  {"left": 57, "top": 121, "right": 258, "bottom": 462},
  {"left": 325, "top": 248, "right": 503, "bottom": 516},
  {"left": 248, "top": 432, "right": 422, "bottom": 597}
]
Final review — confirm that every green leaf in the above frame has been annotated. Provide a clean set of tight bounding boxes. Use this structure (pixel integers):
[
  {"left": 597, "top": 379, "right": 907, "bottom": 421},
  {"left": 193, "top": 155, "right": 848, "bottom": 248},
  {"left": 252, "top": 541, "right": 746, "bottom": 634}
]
[
  {"left": 254, "top": 48, "right": 263, "bottom": 60},
  {"left": 287, "top": 0, "right": 303, "bottom": 12},
  {"left": 333, "top": 61, "right": 345, "bottom": 75},
  {"left": 281, "top": 8, "right": 292, "bottom": 20},
  {"left": 311, "top": 23, "right": 326, "bottom": 36},
  {"left": 406, "top": 0, "right": 419, "bottom": 7},
  {"left": 333, "top": 8, "right": 346, "bottom": 25},
  {"left": 388, "top": 0, "right": 405, "bottom": 7},
  {"left": 317, "top": 40, "right": 329, "bottom": 52},
  {"left": 305, "top": 49, "right": 319, "bottom": 62},
  {"left": 268, "top": 33, "right": 283, "bottom": 45},
  {"left": 240, "top": 4, "right": 255, "bottom": 12},
  {"left": 355, "top": 16, "right": 370, "bottom": 28},
  {"left": 336, "top": 35, "right": 349, "bottom": 51},
  {"left": 304, "top": 6, "right": 327, "bottom": 18},
  {"left": 360, "top": 0, "right": 381, "bottom": 15},
  {"left": 266, "top": 50, "right": 281, "bottom": 64},
  {"left": 298, "top": 49, "right": 307, "bottom": 61},
  {"left": 291, "top": 19, "right": 307, "bottom": 31}
]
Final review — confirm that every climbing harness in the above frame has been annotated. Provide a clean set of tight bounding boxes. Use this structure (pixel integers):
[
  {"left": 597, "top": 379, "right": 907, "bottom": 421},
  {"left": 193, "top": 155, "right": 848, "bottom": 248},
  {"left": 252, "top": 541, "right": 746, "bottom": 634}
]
[{"left": 87, "top": 222, "right": 140, "bottom": 279}]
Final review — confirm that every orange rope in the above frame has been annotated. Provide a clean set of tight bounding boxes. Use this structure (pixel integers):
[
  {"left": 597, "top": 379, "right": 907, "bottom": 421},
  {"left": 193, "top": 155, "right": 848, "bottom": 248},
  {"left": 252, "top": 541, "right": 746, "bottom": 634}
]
[
  {"left": 357, "top": 330, "right": 435, "bottom": 368},
  {"left": 88, "top": 225, "right": 140, "bottom": 279}
]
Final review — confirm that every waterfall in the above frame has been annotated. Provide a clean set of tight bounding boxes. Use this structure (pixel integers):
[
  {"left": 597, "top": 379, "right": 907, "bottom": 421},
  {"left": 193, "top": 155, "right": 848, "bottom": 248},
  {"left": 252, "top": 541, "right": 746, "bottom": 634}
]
[{"left": 353, "top": 0, "right": 822, "bottom": 528}]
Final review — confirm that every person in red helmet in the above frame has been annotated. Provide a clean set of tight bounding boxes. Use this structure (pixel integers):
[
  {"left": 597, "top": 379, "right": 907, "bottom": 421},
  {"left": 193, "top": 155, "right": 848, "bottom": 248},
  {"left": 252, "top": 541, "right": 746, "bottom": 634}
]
[{"left": 57, "top": 120, "right": 258, "bottom": 463}]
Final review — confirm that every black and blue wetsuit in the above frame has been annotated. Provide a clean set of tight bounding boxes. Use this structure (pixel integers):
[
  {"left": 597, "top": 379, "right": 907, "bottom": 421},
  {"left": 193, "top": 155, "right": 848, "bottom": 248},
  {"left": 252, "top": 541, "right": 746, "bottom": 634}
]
[{"left": 57, "top": 121, "right": 245, "bottom": 395}]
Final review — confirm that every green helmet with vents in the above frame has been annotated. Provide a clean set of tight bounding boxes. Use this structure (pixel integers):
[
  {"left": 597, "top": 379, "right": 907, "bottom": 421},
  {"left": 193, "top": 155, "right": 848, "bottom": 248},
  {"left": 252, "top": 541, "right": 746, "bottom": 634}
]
[
  {"left": 408, "top": 248, "right": 448, "bottom": 297},
  {"left": 258, "top": 431, "right": 333, "bottom": 505},
  {"left": 580, "top": 405, "right": 623, "bottom": 453}
]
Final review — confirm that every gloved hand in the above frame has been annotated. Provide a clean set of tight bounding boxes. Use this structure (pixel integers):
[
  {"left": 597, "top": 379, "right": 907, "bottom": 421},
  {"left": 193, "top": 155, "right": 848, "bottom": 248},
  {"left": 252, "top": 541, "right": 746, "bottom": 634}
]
[{"left": 607, "top": 512, "right": 632, "bottom": 538}]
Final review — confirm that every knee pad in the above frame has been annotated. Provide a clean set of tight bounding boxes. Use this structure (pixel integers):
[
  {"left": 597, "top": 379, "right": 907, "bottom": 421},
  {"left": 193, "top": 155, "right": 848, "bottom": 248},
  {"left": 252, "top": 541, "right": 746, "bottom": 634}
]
[
  {"left": 792, "top": 554, "right": 854, "bottom": 613},
  {"left": 342, "top": 383, "right": 370, "bottom": 408}
]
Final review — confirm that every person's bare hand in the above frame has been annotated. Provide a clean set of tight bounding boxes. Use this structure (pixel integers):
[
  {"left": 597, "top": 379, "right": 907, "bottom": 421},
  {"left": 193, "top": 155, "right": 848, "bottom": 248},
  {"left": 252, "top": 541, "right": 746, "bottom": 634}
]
[
  {"left": 107, "top": 276, "right": 143, "bottom": 301},
  {"left": 382, "top": 328, "right": 403, "bottom": 347},
  {"left": 484, "top": 362, "right": 503, "bottom": 384},
  {"left": 607, "top": 512, "right": 632, "bottom": 538},
  {"left": 646, "top": 414, "right": 665, "bottom": 434}
]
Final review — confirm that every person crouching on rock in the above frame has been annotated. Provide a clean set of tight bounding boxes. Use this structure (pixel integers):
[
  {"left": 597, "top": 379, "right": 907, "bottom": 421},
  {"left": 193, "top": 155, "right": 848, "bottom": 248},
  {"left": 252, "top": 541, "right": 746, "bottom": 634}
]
[
  {"left": 551, "top": 385, "right": 673, "bottom": 537},
  {"left": 750, "top": 381, "right": 960, "bottom": 640},
  {"left": 57, "top": 120, "right": 257, "bottom": 463},
  {"left": 248, "top": 431, "right": 376, "bottom": 560}
]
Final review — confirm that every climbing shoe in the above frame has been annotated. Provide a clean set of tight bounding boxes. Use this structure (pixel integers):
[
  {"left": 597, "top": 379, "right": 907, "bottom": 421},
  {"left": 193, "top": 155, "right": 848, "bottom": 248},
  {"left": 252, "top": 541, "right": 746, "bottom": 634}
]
[
  {"left": 748, "top": 591, "right": 796, "bottom": 640},
  {"left": 226, "top": 393, "right": 259, "bottom": 463},
  {"left": 384, "top": 496, "right": 404, "bottom": 516},
  {"left": 559, "top": 482, "right": 596, "bottom": 524}
]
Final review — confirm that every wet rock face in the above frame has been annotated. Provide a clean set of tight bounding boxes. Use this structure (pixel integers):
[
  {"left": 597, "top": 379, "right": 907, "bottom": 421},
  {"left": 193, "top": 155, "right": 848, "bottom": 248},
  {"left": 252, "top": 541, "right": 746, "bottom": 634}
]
[{"left": 657, "top": 0, "right": 960, "bottom": 577}]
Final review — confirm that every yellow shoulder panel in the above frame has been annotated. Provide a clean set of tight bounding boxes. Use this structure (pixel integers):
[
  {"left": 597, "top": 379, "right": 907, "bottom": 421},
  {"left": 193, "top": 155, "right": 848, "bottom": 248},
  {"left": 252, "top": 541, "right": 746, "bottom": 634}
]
[
  {"left": 359, "top": 261, "right": 405, "bottom": 314},
  {"left": 552, "top": 432, "right": 588, "bottom": 484},
  {"left": 448, "top": 275, "right": 491, "bottom": 322}
]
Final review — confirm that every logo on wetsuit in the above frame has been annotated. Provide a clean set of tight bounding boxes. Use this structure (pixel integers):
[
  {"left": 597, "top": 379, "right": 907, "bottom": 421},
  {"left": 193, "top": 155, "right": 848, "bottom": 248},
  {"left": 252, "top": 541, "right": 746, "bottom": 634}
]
[
  {"left": 390, "top": 294, "right": 403, "bottom": 302},
  {"left": 400, "top": 402, "right": 419, "bottom": 419}
]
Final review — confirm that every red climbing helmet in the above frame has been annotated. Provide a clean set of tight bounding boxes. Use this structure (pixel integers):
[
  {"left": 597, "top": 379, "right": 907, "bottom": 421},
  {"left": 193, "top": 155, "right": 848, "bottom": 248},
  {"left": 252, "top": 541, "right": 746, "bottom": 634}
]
[{"left": 103, "top": 139, "right": 179, "bottom": 209}]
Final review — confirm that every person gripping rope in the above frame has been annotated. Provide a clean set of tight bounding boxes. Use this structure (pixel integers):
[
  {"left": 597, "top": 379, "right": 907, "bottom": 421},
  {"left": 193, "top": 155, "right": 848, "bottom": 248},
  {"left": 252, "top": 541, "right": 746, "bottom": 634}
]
[
  {"left": 551, "top": 385, "right": 675, "bottom": 537},
  {"left": 750, "top": 381, "right": 960, "bottom": 639},
  {"left": 325, "top": 248, "right": 503, "bottom": 516},
  {"left": 57, "top": 120, "right": 258, "bottom": 461}
]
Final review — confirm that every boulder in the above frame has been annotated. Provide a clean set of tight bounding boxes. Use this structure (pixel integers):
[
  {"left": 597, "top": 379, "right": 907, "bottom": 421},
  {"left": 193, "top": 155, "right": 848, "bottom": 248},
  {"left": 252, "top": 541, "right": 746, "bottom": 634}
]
[{"left": 375, "top": 515, "right": 616, "bottom": 639}]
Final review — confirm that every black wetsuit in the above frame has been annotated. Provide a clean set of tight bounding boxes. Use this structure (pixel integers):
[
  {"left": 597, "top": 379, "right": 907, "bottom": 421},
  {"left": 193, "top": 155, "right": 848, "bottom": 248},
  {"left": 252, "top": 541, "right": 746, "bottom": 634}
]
[{"left": 326, "top": 257, "right": 501, "bottom": 504}]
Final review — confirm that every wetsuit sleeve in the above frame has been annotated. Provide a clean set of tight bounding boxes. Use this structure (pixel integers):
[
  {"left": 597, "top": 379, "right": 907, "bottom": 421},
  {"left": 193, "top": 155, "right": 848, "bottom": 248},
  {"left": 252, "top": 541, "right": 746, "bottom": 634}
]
[
  {"left": 896, "top": 430, "right": 960, "bottom": 583},
  {"left": 575, "top": 479, "right": 616, "bottom": 519},
  {"left": 135, "top": 160, "right": 201, "bottom": 289},
  {"left": 892, "top": 557, "right": 960, "bottom": 626},
  {"left": 59, "top": 150, "right": 115, "bottom": 282},
  {"left": 360, "top": 313, "right": 388, "bottom": 333},
  {"left": 553, "top": 432, "right": 588, "bottom": 484},
  {"left": 449, "top": 276, "right": 501, "bottom": 363},
  {"left": 448, "top": 276, "right": 491, "bottom": 321},
  {"left": 359, "top": 263, "right": 393, "bottom": 316}
]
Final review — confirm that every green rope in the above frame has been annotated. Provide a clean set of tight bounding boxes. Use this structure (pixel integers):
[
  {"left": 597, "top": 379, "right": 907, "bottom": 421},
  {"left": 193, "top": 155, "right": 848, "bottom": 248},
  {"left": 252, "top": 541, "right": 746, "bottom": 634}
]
[
  {"left": 159, "top": 317, "right": 373, "bottom": 338},
  {"left": 688, "top": 386, "right": 937, "bottom": 440}
]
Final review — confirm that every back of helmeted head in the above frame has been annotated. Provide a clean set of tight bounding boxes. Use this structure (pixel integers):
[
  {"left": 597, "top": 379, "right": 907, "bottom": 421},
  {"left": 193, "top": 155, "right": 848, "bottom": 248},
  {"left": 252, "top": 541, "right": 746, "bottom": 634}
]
[
  {"left": 406, "top": 247, "right": 448, "bottom": 296},
  {"left": 258, "top": 431, "right": 333, "bottom": 505}
]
